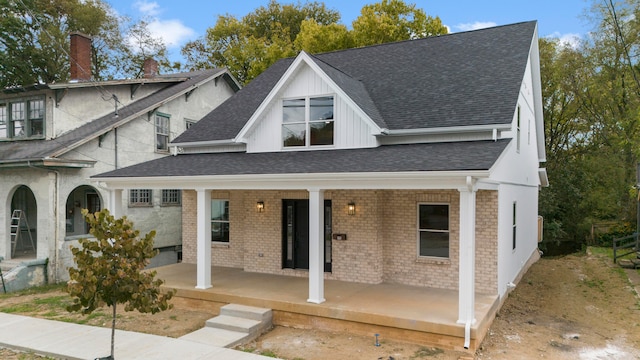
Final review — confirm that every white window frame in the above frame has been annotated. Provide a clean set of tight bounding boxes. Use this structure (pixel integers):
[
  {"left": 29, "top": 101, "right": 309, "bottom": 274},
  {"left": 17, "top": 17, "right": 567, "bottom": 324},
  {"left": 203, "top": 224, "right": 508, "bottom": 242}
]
[
  {"left": 161, "top": 189, "right": 181, "bottom": 206},
  {"left": 155, "top": 112, "right": 170, "bottom": 153},
  {"left": 211, "top": 199, "right": 230, "bottom": 243},
  {"left": 417, "top": 203, "right": 450, "bottom": 259},
  {"left": 282, "top": 95, "right": 335, "bottom": 149},
  {"left": 129, "top": 189, "right": 153, "bottom": 207}
]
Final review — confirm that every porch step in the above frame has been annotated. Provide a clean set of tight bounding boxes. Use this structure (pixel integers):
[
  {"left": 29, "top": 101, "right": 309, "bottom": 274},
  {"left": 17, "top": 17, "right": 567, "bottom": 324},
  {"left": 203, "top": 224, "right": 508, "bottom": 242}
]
[
  {"left": 220, "top": 303, "right": 273, "bottom": 323},
  {"left": 206, "top": 315, "right": 262, "bottom": 333},
  {"left": 180, "top": 304, "right": 273, "bottom": 349}
]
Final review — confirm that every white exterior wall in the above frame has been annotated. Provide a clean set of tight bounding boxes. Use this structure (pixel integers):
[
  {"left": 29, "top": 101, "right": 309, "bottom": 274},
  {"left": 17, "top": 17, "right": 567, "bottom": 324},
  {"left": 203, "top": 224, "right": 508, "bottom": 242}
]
[
  {"left": 245, "top": 64, "right": 379, "bottom": 153},
  {"left": 490, "top": 52, "right": 542, "bottom": 297},
  {"left": 51, "top": 84, "right": 167, "bottom": 137}
]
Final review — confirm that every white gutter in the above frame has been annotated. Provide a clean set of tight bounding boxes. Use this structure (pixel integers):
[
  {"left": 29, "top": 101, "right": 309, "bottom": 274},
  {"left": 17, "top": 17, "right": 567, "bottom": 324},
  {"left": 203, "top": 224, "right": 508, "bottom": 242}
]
[
  {"left": 170, "top": 139, "right": 238, "bottom": 148},
  {"left": 379, "top": 124, "right": 511, "bottom": 137}
]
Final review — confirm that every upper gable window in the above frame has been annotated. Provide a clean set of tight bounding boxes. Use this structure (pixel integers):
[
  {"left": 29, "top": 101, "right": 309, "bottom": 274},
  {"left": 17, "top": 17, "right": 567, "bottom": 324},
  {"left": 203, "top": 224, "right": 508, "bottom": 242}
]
[
  {"left": 0, "top": 97, "right": 45, "bottom": 140},
  {"left": 155, "top": 113, "right": 170, "bottom": 152},
  {"left": 282, "top": 96, "right": 334, "bottom": 148}
]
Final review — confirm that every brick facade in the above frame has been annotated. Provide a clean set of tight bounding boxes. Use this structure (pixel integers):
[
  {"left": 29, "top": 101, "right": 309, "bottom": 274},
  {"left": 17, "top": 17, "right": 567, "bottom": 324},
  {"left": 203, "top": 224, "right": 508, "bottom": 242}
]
[{"left": 181, "top": 189, "right": 499, "bottom": 294}]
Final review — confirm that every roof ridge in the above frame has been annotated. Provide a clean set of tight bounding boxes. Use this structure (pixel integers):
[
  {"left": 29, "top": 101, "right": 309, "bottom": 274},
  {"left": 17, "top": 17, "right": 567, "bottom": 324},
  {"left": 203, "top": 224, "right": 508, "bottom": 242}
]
[{"left": 309, "top": 20, "right": 538, "bottom": 57}]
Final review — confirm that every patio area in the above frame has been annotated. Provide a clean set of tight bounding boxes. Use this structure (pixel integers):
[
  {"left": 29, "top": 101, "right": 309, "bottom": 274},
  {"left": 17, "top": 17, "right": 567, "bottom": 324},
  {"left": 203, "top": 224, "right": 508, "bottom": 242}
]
[{"left": 154, "top": 263, "right": 500, "bottom": 351}]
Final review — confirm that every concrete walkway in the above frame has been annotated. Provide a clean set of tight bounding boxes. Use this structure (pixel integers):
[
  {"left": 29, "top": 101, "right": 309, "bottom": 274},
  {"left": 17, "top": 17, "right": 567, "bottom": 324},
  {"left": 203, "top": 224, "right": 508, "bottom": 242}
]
[{"left": 0, "top": 313, "right": 277, "bottom": 360}]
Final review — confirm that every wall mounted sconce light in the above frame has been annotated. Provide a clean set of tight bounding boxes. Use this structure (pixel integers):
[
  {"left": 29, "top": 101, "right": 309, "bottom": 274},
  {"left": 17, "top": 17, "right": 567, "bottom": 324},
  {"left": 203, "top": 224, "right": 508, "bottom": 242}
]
[
  {"left": 347, "top": 202, "right": 356, "bottom": 216},
  {"left": 256, "top": 201, "right": 265, "bottom": 213}
]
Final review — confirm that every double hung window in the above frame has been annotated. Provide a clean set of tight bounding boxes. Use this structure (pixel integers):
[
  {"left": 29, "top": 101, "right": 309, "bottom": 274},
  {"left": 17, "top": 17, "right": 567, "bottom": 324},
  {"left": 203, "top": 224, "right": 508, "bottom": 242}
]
[
  {"left": 418, "top": 204, "right": 450, "bottom": 258},
  {"left": 155, "top": 113, "right": 170, "bottom": 152},
  {"left": 211, "top": 200, "right": 230, "bottom": 242},
  {"left": 0, "top": 97, "right": 45, "bottom": 139}
]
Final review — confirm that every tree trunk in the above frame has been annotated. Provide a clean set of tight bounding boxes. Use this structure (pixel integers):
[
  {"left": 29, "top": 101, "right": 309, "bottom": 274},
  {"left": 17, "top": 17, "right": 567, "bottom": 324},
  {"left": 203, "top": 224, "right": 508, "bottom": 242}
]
[{"left": 111, "top": 302, "right": 116, "bottom": 359}]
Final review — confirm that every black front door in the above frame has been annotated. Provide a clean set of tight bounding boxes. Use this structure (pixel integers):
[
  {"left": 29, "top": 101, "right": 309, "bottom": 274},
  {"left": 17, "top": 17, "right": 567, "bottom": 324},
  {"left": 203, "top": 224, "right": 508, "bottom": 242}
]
[{"left": 282, "top": 199, "right": 331, "bottom": 271}]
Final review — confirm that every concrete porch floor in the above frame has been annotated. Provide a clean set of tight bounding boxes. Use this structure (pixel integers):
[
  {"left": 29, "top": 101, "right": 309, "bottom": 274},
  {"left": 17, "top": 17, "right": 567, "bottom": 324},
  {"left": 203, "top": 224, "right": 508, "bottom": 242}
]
[{"left": 154, "top": 263, "right": 500, "bottom": 351}]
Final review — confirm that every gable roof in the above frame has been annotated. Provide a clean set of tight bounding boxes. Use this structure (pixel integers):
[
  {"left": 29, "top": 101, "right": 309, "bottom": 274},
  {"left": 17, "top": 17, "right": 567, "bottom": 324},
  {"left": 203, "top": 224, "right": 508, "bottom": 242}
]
[
  {"left": 0, "top": 68, "right": 236, "bottom": 166},
  {"left": 174, "top": 21, "right": 537, "bottom": 144}
]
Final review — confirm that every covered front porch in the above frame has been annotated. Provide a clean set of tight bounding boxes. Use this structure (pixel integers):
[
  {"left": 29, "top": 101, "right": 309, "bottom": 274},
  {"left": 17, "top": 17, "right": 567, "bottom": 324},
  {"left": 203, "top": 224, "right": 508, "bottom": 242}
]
[{"left": 155, "top": 263, "right": 500, "bottom": 351}]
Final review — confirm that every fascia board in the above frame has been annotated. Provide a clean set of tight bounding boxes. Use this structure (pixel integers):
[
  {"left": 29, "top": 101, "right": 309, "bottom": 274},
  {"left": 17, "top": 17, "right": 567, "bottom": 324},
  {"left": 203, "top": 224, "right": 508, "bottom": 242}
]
[
  {"left": 93, "top": 170, "right": 490, "bottom": 191},
  {"left": 529, "top": 24, "right": 546, "bottom": 163},
  {"left": 382, "top": 124, "right": 511, "bottom": 136}
]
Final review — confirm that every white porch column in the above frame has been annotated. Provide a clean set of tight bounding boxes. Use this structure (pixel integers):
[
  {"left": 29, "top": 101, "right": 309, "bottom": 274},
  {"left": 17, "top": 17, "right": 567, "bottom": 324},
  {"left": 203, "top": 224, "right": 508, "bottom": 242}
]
[
  {"left": 196, "top": 189, "right": 212, "bottom": 289},
  {"left": 307, "top": 188, "right": 325, "bottom": 304},
  {"left": 457, "top": 178, "right": 477, "bottom": 325},
  {"left": 109, "top": 189, "right": 123, "bottom": 218}
]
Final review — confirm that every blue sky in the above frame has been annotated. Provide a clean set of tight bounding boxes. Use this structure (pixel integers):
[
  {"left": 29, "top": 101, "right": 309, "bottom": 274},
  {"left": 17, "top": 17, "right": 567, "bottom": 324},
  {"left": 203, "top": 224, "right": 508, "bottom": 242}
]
[{"left": 106, "top": 0, "right": 594, "bottom": 62}]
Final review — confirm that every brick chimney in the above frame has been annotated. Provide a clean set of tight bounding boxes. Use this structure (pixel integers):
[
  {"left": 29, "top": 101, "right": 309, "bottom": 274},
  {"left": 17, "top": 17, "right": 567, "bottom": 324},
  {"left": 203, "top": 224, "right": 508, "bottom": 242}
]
[
  {"left": 143, "top": 58, "right": 159, "bottom": 78},
  {"left": 69, "top": 32, "right": 92, "bottom": 81}
]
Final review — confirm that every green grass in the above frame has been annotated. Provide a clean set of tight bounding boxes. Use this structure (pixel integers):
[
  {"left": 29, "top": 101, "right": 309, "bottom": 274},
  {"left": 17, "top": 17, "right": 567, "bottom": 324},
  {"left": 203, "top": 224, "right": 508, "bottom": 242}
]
[
  {"left": 0, "top": 283, "right": 66, "bottom": 299},
  {"left": 0, "top": 302, "right": 38, "bottom": 313},
  {"left": 259, "top": 350, "right": 279, "bottom": 358}
]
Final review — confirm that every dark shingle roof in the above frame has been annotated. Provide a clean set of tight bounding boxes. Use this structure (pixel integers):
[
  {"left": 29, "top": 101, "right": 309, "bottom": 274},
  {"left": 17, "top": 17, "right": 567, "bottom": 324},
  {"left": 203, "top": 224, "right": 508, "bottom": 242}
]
[
  {"left": 174, "top": 21, "right": 536, "bottom": 143},
  {"left": 94, "top": 140, "right": 509, "bottom": 178},
  {"left": 0, "top": 69, "right": 230, "bottom": 163}
]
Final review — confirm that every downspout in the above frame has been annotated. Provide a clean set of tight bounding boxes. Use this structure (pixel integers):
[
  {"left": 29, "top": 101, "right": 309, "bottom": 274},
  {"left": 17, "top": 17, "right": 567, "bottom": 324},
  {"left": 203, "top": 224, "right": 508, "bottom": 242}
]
[
  {"left": 464, "top": 321, "right": 471, "bottom": 349},
  {"left": 114, "top": 127, "right": 118, "bottom": 169}
]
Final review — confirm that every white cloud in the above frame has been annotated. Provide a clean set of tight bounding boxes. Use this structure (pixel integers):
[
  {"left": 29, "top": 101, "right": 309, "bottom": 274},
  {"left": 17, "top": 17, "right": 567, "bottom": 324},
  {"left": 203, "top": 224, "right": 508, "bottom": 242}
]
[
  {"left": 128, "top": 2, "right": 195, "bottom": 50},
  {"left": 134, "top": 1, "right": 161, "bottom": 17},
  {"left": 548, "top": 31, "right": 582, "bottom": 49},
  {"left": 147, "top": 19, "right": 196, "bottom": 48},
  {"left": 455, "top": 21, "right": 498, "bottom": 32}
]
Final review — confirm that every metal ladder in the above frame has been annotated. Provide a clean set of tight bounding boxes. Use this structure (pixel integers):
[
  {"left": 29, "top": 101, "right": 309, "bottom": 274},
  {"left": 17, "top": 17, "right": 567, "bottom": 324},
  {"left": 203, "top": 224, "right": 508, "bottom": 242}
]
[{"left": 10, "top": 209, "right": 35, "bottom": 257}]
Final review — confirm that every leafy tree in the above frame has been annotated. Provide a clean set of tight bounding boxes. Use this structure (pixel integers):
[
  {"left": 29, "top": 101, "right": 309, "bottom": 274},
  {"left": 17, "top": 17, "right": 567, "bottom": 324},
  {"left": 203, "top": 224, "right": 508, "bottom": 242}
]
[
  {"left": 351, "top": 0, "right": 447, "bottom": 46},
  {"left": 67, "top": 209, "right": 175, "bottom": 360},
  {"left": 0, "top": 0, "right": 173, "bottom": 87},
  {"left": 0, "top": 0, "right": 108, "bottom": 87},
  {"left": 294, "top": 19, "right": 353, "bottom": 54},
  {"left": 182, "top": 0, "right": 338, "bottom": 84},
  {"left": 183, "top": 0, "right": 447, "bottom": 84},
  {"left": 539, "top": 0, "right": 640, "bottom": 246}
]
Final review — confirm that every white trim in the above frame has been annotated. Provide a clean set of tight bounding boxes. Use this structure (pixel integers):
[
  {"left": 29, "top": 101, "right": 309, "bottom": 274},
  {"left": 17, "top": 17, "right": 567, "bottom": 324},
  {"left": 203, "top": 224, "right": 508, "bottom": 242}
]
[
  {"left": 538, "top": 168, "right": 549, "bottom": 187},
  {"left": 235, "top": 51, "right": 383, "bottom": 143},
  {"left": 93, "top": 171, "right": 490, "bottom": 191},
  {"left": 381, "top": 124, "right": 511, "bottom": 137},
  {"left": 171, "top": 139, "right": 237, "bottom": 148}
]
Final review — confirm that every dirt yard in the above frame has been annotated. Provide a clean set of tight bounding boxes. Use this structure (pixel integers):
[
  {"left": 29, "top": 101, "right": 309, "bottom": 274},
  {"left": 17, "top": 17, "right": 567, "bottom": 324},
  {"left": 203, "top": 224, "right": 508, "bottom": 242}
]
[{"left": 2, "top": 249, "right": 640, "bottom": 359}]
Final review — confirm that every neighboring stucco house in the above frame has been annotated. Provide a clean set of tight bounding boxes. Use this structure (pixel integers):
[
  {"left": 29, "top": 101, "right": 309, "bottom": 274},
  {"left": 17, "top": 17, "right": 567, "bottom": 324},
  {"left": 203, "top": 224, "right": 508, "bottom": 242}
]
[
  {"left": 0, "top": 33, "right": 239, "bottom": 281},
  {"left": 93, "top": 22, "right": 547, "bottom": 348}
]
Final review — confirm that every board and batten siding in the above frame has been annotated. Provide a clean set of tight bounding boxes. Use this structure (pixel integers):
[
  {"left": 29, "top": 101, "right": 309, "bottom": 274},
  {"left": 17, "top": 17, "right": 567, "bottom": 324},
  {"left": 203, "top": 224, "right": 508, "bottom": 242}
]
[{"left": 245, "top": 64, "right": 379, "bottom": 153}]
